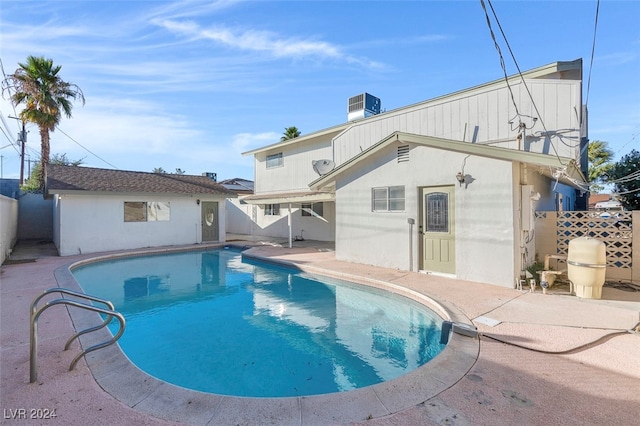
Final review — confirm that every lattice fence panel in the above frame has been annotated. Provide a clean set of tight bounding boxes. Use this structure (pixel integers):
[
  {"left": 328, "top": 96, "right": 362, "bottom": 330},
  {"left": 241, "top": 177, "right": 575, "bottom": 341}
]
[{"left": 553, "top": 211, "right": 633, "bottom": 269}]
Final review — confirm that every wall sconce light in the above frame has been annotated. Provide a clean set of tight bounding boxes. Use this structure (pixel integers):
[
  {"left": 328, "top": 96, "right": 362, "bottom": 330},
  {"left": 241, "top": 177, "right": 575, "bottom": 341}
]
[
  {"left": 456, "top": 172, "right": 465, "bottom": 186},
  {"left": 196, "top": 199, "right": 200, "bottom": 205}
]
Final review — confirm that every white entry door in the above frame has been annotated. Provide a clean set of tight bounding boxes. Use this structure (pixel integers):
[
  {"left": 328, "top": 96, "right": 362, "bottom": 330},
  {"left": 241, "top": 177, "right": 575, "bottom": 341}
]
[{"left": 421, "top": 186, "right": 455, "bottom": 274}]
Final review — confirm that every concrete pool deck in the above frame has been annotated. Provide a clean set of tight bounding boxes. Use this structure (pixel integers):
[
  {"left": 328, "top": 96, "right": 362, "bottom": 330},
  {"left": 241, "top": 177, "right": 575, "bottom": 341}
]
[{"left": 1, "top": 239, "right": 639, "bottom": 425}]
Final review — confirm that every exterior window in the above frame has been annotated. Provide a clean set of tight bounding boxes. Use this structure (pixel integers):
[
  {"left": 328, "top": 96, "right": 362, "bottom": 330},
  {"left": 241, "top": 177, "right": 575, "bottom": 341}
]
[
  {"left": 266, "top": 152, "right": 283, "bottom": 169},
  {"left": 124, "top": 202, "right": 147, "bottom": 222},
  {"left": 372, "top": 186, "right": 405, "bottom": 212},
  {"left": 301, "top": 203, "right": 323, "bottom": 217},
  {"left": 124, "top": 201, "right": 171, "bottom": 222},
  {"left": 264, "top": 204, "right": 280, "bottom": 215}
]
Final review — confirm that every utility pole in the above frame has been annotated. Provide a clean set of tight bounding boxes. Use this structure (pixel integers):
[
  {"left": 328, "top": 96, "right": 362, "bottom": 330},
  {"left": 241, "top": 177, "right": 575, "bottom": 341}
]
[{"left": 9, "top": 116, "right": 27, "bottom": 185}]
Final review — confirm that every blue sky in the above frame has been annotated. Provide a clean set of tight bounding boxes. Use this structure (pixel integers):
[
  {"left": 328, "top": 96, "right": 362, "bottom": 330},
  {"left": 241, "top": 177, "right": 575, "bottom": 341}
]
[{"left": 1, "top": 0, "right": 638, "bottom": 182}]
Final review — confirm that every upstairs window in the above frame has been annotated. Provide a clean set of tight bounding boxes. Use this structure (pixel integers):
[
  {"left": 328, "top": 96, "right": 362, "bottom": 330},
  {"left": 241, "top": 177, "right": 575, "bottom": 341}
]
[
  {"left": 264, "top": 204, "right": 280, "bottom": 215},
  {"left": 266, "top": 152, "right": 283, "bottom": 169},
  {"left": 372, "top": 186, "right": 405, "bottom": 212}
]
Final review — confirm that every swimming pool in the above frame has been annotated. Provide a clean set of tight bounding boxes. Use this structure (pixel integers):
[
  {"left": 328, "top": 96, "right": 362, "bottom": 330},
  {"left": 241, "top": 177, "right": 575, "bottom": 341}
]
[{"left": 71, "top": 247, "right": 445, "bottom": 398}]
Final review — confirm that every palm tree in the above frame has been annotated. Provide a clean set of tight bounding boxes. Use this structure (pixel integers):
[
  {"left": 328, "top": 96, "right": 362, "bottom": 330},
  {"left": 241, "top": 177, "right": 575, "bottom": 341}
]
[
  {"left": 588, "top": 140, "right": 614, "bottom": 193},
  {"left": 2, "top": 56, "right": 85, "bottom": 188},
  {"left": 281, "top": 126, "right": 301, "bottom": 142}
]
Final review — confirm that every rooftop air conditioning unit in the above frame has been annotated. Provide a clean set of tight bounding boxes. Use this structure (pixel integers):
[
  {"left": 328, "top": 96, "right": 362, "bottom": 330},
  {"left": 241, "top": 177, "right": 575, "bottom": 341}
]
[
  {"left": 348, "top": 93, "right": 381, "bottom": 122},
  {"left": 202, "top": 172, "right": 217, "bottom": 182}
]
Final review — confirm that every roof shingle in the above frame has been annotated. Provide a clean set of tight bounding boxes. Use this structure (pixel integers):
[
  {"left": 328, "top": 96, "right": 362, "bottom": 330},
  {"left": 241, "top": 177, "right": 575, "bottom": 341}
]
[{"left": 45, "top": 164, "right": 236, "bottom": 196}]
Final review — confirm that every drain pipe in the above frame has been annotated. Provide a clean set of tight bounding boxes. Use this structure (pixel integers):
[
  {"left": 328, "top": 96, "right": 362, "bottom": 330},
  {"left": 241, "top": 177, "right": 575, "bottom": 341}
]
[
  {"left": 407, "top": 218, "right": 415, "bottom": 272},
  {"left": 288, "top": 203, "right": 292, "bottom": 248}
]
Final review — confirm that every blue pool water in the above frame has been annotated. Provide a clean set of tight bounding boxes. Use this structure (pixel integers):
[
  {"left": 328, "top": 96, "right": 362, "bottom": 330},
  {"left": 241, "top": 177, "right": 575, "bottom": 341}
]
[{"left": 72, "top": 248, "right": 445, "bottom": 397}]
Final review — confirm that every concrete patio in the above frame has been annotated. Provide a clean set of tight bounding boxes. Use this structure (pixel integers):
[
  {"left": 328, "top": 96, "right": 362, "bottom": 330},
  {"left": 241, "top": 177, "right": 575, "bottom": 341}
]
[{"left": 1, "top": 239, "right": 639, "bottom": 425}]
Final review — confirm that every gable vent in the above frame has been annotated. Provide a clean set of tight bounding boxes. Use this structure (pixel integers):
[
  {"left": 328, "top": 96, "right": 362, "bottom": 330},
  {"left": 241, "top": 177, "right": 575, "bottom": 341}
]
[{"left": 397, "top": 145, "right": 410, "bottom": 163}]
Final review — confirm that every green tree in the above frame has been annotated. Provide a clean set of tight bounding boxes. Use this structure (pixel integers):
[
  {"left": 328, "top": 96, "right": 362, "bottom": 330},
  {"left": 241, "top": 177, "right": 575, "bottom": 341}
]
[
  {"left": 280, "top": 126, "right": 301, "bottom": 142},
  {"left": 606, "top": 149, "right": 640, "bottom": 210},
  {"left": 153, "top": 167, "right": 166, "bottom": 174},
  {"left": 22, "top": 153, "right": 83, "bottom": 191},
  {"left": 587, "top": 140, "right": 614, "bottom": 193},
  {"left": 174, "top": 168, "right": 185, "bottom": 175},
  {"left": 2, "top": 56, "right": 85, "bottom": 188}
]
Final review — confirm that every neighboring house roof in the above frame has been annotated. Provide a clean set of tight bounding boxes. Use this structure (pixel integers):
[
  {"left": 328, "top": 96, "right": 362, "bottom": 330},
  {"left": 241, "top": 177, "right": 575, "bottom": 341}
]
[
  {"left": 218, "top": 178, "right": 254, "bottom": 193},
  {"left": 309, "top": 132, "right": 587, "bottom": 191},
  {"left": 588, "top": 194, "right": 611, "bottom": 209},
  {"left": 242, "top": 59, "right": 582, "bottom": 156},
  {"left": 45, "top": 164, "right": 236, "bottom": 197}
]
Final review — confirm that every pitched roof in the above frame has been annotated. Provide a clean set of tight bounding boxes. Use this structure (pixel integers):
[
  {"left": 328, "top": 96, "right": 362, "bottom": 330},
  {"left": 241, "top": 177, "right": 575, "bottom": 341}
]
[
  {"left": 218, "top": 177, "right": 254, "bottom": 193},
  {"left": 242, "top": 59, "right": 582, "bottom": 156},
  {"left": 309, "top": 132, "right": 587, "bottom": 191},
  {"left": 45, "top": 164, "right": 236, "bottom": 197}
]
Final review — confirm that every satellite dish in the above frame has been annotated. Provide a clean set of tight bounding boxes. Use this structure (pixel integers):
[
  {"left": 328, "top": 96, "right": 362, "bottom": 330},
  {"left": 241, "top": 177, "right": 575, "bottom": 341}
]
[{"left": 312, "top": 159, "right": 335, "bottom": 176}]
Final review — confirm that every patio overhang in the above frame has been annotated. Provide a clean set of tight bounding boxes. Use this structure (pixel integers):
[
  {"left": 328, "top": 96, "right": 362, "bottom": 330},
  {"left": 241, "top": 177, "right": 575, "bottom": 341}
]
[{"left": 240, "top": 190, "right": 335, "bottom": 205}]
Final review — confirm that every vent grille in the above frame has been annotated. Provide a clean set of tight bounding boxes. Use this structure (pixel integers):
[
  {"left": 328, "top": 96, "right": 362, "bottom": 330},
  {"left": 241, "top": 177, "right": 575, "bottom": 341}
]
[
  {"left": 397, "top": 145, "right": 410, "bottom": 163},
  {"left": 348, "top": 94, "right": 364, "bottom": 113}
]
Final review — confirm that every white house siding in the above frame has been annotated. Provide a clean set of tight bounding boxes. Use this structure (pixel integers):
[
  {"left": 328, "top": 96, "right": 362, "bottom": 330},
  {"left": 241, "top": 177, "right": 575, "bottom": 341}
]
[
  {"left": 334, "top": 143, "right": 517, "bottom": 288},
  {"left": 0, "top": 194, "right": 18, "bottom": 263},
  {"left": 53, "top": 195, "right": 61, "bottom": 251},
  {"left": 226, "top": 199, "right": 255, "bottom": 235},
  {"left": 254, "top": 137, "right": 333, "bottom": 193},
  {"left": 333, "top": 79, "right": 581, "bottom": 166},
  {"left": 55, "top": 194, "right": 227, "bottom": 256}
]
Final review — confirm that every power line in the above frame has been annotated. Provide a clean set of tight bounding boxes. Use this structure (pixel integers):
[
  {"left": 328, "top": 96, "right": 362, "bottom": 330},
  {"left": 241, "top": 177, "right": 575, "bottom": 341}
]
[
  {"left": 57, "top": 127, "right": 119, "bottom": 169},
  {"left": 480, "top": 0, "right": 566, "bottom": 164},
  {"left": 585, "top": 0, "right": 600, "bottom": 107},
  {"left": 479, "top": 0, "right": 520, "bottom": 118},
  {"left": 0, "top": 110, "right": 21, "bottom": 155}
]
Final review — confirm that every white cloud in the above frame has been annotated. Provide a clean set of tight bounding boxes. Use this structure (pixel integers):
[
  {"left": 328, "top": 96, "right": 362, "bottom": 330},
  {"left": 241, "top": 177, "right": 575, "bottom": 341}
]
[{"left": 154, "top": 19, "right": 385, "bottom": 69}]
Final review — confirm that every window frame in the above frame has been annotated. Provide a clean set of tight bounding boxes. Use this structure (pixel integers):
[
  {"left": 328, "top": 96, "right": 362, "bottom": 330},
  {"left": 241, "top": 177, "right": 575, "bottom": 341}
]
[
  {"left": 124, "top": 201, "right": 171, "bottom": 222},
  {"left": 301, "top": 202, "right": 324, "bottom": 217},
  {"left": 371, "top": 186, "right": 405, "bottom": 212},
  {"left": 264, "top": 204, "right": 280, "bottom": 216},
  {"left": 266, "top": 152, "right": 284, "bottom": 169}
]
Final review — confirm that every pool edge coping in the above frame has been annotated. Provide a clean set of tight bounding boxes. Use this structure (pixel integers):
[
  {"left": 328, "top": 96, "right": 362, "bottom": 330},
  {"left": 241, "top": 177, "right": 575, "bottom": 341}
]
[{"left": 53, "top": 245, "right": 479, "bottom": 425}]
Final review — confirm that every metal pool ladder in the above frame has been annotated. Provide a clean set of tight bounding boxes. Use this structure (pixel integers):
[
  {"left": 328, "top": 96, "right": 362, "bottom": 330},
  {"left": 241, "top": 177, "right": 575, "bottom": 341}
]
[{"left": 29, "top": 287, "right": 126, "bottom": 383}]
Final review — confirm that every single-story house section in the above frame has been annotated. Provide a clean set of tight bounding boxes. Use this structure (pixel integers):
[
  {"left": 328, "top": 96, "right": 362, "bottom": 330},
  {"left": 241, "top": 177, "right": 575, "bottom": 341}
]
[
  {"left": 45, "top": 164, "right": 236, "bottom": 256},
  {"left": 309, "top": 132, "right": 587, "bottom": 288}
]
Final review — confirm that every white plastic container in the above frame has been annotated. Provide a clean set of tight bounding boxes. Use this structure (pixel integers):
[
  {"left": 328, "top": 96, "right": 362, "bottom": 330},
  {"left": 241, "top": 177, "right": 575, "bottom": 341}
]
[{"left": 567, "top": 237, "right": 606, "bottom": 299}]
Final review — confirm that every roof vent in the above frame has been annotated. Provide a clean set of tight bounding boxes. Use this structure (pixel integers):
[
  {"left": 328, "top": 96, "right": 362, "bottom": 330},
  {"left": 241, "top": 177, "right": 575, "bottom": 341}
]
[
  {"left": 348, "top": 93, "right": 381, "bottom": 121},
  {"left": 397, "top": 145, "right": 410, "bottom": 163}
]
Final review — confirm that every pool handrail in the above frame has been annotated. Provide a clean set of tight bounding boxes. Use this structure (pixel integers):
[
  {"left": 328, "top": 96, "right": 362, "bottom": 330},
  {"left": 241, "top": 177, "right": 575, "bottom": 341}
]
[{"left": 29, "top": 287, "right": 126, "bottom": 383}]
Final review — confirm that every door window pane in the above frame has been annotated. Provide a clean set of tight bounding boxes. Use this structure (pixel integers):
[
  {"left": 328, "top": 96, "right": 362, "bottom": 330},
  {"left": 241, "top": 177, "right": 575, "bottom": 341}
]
[{"left": 426, "top": 193, "right": 449, "bottom": 232}]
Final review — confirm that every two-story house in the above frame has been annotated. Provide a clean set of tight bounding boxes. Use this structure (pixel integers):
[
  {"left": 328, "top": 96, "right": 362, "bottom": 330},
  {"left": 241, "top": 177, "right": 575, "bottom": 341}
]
[{"left": 241, "top": 59, "right": 589, "bottom": 288}]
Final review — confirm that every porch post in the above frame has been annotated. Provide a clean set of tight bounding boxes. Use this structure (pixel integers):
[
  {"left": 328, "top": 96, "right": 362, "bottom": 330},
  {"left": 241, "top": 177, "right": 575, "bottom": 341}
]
[{"left": 288, "top": 203, "right": 292, "bottom": 248}]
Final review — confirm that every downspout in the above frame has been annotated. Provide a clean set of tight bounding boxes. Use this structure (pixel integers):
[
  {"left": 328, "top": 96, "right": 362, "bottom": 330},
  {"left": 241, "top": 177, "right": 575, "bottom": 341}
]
[{"left": 288, "top": 203, "right": 292, "bottom": 248}]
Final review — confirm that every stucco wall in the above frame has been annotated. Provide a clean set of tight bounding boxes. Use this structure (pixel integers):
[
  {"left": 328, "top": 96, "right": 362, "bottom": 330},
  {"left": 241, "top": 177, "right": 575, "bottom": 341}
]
[
  {"left": 334, "top": 143, "right": 517, "bottom": 288},
  {"left": 0, "top": 194, "right": 18, "bottom": 263},
  {"left": 226, "top": 198, "right": 335, "bottom": 242},
  {"left": 55, "top": 193, "right": 227, "bottom": 256}
]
